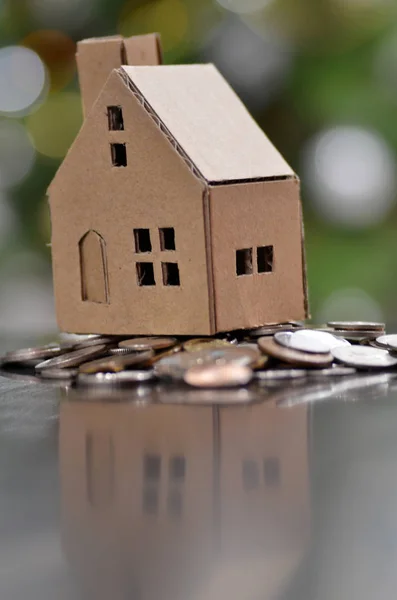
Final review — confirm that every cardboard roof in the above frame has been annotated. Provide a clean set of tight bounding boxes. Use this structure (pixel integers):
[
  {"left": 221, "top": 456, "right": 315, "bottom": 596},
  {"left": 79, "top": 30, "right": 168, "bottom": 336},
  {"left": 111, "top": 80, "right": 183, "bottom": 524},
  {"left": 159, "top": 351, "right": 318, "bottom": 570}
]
[{"left": 121, "top": 64, "right": 295, "bottom": 184}]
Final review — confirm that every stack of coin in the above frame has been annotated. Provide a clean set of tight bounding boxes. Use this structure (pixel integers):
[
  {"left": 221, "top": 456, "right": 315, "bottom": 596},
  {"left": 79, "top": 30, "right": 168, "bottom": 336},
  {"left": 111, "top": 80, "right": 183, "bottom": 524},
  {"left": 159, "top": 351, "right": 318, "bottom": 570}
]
[{"left": 3, "top": 321, "right": 397, "bottom": 394}]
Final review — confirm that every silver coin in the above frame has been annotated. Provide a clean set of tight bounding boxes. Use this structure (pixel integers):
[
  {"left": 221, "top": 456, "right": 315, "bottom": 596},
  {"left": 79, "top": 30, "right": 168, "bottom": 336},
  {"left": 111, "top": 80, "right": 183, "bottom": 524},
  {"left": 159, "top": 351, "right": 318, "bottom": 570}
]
[
  {"left": 155, "top": 346, "right": 260, "bottom": 380},
  {"left": 39, "top": 368, "right": 78, "bottom": 380},
  {"left": 35, "top": 344, "right": 108, "bottom": 371},
  {"left": 184, "top": 363, "right": 253, "bottom": 388},
  {"left": 77, "top": 370, "right": 155, "bottom": 386},
  {"left": 307, "top": 366, "right": 357, "bottom": 378},
  {"left": 254, "top": 369, "right": 308, "bottom": 381},
  {"left": 72, "top": 335, "right": 119, "bottom": 350},
  {"left": 275, "top": 330, "right": 349, "bottom": 354},
  {"left": 258, "top": 337, "right": 333, "bottom": 368},
  {"left": 119, "top": 337, "right": 178, "bottom": 351},
  {"left": 2, "top": 343, "right": 67, "bottom": 365},
  {"left": 328, "top": 321, "right": 385, "bottom": 331},
  {"left": 375, "top": 334, "right": 397, "bottom": 351},
  {"left": 332, "top": 346, "right": 397, "bottom": 369},
  {"left": 109, "top": 347, "right": 136, "bottom": 356},
  {"left": 248, "top": 323, "right": 301, "bottom": 338}
]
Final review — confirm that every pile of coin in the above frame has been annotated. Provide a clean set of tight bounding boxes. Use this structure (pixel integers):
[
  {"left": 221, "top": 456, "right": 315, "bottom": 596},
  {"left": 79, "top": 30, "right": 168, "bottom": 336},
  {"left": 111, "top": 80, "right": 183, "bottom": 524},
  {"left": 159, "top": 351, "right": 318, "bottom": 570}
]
[{"left": 2, "top": 320, "right": 397, "bottom": 390}]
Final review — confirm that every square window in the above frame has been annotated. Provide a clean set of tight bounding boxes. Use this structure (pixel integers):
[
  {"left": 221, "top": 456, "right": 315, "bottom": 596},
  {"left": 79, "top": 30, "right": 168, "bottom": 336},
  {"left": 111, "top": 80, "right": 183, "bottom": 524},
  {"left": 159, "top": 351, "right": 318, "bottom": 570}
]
[
  {"left": 136, "top": 262, "right": 155, "bottom": 286},
  {"left": 110, "top": 143, "right": 127, "bottom": 167},
  {"left": 134, "top": 229, "right": 152, "bottom": 253},
  {"left": 143, "top": 454, "right": 161, "bottom": 481},
  {"left": 162, "top": 262, "right": 180, "bottom": 286},
  {"left": 236, "top": 248, "right": 253, "bottom": 276},
  {"left": 159, "top": 227, "right": 176, "bottom": 251},
  {"left": 107, "top": 106, "right": 124, "bottom": 131},
  {"left": 170, "top": 456, "right": 186, "bottom": 482},
  {"left": 257, "top": 245, "right": 274, "bottom": 273},
  {"left": 264, "top": 457, "right": 280, "bottom": 487}
]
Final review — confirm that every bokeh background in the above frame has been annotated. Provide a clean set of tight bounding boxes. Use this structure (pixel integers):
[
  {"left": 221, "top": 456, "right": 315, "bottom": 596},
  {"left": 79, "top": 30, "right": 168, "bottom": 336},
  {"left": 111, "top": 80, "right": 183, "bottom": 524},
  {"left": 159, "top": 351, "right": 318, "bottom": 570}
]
[{"left": 1, "top": 0, "right": 397, "bottom": 333}]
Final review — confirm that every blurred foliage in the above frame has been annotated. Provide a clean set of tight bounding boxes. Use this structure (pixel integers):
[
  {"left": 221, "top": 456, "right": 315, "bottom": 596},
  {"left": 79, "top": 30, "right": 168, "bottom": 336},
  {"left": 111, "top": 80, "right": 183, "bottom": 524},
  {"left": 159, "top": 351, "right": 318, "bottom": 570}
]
[{"left": 1, "top": 0, "right": 397, "bottom": 322}]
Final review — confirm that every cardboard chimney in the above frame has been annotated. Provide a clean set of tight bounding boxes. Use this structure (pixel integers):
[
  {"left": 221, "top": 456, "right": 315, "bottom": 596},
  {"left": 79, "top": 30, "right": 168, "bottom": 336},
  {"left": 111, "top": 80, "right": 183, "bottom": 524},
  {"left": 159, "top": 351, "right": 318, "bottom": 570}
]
[{"left": 48, "top": 33, "right": 309, "bottom": 336}]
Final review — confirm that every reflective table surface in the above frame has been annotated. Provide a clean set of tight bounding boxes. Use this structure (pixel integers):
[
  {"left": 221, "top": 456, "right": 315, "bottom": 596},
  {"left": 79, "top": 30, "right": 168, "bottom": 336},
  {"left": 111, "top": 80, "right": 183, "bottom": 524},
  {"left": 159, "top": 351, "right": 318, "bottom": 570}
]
[{"left": 1, "top": 337, "right": 397, "bottom": 600}]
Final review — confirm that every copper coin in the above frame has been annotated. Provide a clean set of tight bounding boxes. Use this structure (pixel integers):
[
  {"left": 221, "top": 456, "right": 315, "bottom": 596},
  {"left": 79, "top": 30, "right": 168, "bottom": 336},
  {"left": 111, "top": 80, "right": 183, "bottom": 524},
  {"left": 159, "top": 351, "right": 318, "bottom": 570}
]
[
  {"left": 184, "top": 363, "right": 253, "bottom": 388},
  {"left": 258, "top": 337, "right": 333, "bottom": 368}
]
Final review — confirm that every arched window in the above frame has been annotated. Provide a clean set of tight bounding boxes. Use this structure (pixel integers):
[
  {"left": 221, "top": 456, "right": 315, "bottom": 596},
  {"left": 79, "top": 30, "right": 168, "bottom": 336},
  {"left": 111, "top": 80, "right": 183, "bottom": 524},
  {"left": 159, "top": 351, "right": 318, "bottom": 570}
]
[{"left": 79, "top": 230, "right": 110, "bottom": 304}]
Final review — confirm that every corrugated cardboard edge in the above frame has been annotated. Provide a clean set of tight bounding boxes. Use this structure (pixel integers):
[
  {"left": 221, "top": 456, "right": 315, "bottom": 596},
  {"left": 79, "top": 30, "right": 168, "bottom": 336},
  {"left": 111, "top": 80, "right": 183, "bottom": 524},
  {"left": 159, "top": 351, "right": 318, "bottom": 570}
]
[
  {"left": 202, "top": 188, "right": 216, "bottom": 334},
  {"left": 296, "top": 176, "right": 310, "bottom": 319}
]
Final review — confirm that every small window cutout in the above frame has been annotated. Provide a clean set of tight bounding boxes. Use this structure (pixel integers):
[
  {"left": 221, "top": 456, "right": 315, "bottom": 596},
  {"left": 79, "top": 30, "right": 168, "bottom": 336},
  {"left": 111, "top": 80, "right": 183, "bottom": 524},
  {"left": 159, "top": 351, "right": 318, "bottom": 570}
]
[
  {"left": 134, "top": 229, "right": 152, "bottom": 253},
  {"left": 143, "top": 454, "right": 161, "bottom": 481},
  {"left": 143, "top": 487, "right": 159, "bottom": 514},
  {"left": 162, "top": 262, "right": 180, "bottom": 286},
  {"left": 110, "top": 143, "right": 127, "bottom": 167},
  {"left": 236, "top": 248, "right": 253, "bottom": 276},
  {"left": 242, "top": 459, "right": 259, "bottom": 491},
  {"left": 264, "top": 457, "right": 280, "bottom": 487},
  {"left": 136, "top": 262, "right": 155, "bottom": 286},
  {"left": 107, "top": 106, "right": 124, "bottom": 131},
  {"left": 170, "top": 456, "right": 186, "bottom": 482},
  {"left": 159, "top": 227, "right": 176, "bottom": 251},
  {"left": 257, "top": 245, "right": 274, "bottom": 273}
]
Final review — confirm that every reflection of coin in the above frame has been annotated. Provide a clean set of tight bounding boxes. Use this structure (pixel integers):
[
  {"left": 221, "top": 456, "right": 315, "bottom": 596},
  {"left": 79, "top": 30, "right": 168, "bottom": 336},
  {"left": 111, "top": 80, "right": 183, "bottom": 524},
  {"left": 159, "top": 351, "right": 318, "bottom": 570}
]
[
  {"left": 36, "top": 345, "right": 108, "bottom": 371},
  {"left": 254, "top": 369, "right": 308, "bottom": 381},
  {"left": 39, "top": 368, "right": 78, "bottom": 380},
  {"left": 328, "top": 321, "right": 385, "bottom": 331},
  {"left": 184, "top": 363, "right": 253, "bottom": 388},
  {"left": 183, "top": 338, "right": 231, "bottom": 352},
  {"left": 3, "top": 343, "right": 67, "bottom": 365},
  {"left": 78, "top": 370, "right": 156, "bottom": 386},
  {"left": 157, "top": 386, "right": 260, "bottom": 405},
  {"left": 332, "top": 346, "right": 397, "bottom": 369},
  {"left": 307, "top": 366, "right": 357, "bottom": 378},
  {"left": 275, "top": 330, "right": 349, "bottom": 354},
  {"left": 258, "top": 338, "right": 333, "bottom": 368},
  {"left": 119, "top": 337, "right": 177, "bottom": 351},
  {"left": 79, "top": 349, "right": 154, "bottom": 374}
]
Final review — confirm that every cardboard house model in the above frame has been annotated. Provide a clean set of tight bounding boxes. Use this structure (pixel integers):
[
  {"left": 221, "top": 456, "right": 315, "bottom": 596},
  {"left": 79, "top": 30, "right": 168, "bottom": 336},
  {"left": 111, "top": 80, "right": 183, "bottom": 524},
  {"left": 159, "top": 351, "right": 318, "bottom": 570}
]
[{"left": 48, "top": 34, "right": 308, "bottom": 336}]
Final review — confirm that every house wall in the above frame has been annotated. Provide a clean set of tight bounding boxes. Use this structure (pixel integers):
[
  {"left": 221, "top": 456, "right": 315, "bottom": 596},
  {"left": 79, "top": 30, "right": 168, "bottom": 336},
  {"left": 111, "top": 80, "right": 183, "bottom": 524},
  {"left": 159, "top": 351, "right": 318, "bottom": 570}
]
[
  {"left": 49, "top": 71, "right": 211, "bottom": 335},
  {"left": 209, "top": 179, "right": 307, "bottom": 332}
]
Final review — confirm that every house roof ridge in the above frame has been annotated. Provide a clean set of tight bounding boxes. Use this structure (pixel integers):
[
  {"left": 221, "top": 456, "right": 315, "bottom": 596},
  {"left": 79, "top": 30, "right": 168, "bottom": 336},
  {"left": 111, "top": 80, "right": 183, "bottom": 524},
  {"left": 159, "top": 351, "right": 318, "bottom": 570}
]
[{"left": 117, "top": 67, "right": 208, "bottom": 185}]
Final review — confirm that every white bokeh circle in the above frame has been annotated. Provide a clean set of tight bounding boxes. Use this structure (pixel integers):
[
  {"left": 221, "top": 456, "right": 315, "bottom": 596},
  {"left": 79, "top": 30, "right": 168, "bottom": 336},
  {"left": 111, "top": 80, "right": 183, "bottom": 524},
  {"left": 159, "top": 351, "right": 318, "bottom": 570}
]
[
  {"left": 303, "top": 126, "right": 397, "bottom": 228},
  {"left": 0, "top": 46, "right": 47, "bottom": 116}
]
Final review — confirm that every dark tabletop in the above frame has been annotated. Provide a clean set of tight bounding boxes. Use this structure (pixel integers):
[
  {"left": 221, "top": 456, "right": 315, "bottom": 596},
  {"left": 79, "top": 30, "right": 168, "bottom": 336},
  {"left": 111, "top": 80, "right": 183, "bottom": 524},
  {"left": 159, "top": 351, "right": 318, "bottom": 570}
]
[{"left": 1, "top": 336, "right": 397, "bottom": 600}]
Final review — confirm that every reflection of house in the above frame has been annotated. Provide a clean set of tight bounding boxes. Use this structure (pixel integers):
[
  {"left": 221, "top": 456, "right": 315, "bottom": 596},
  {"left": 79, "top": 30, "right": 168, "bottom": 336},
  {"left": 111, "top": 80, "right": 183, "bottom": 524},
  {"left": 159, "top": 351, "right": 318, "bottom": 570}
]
[
  {"left": 60, "top": 401, "right": 310, "bottom": 600},
  {"left": 49, "top": 36, "right": 307, "bottom": 336}
]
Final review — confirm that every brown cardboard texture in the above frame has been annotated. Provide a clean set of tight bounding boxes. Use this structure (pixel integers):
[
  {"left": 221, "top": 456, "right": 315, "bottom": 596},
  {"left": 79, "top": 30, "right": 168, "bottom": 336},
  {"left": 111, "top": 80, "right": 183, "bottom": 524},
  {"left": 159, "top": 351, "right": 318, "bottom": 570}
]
[
  {"left": 48, "top": 62, "right": 308, "bottom": 336},
  {"left": 76, "top": 33, "right": 162, "bottom": 117}
]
